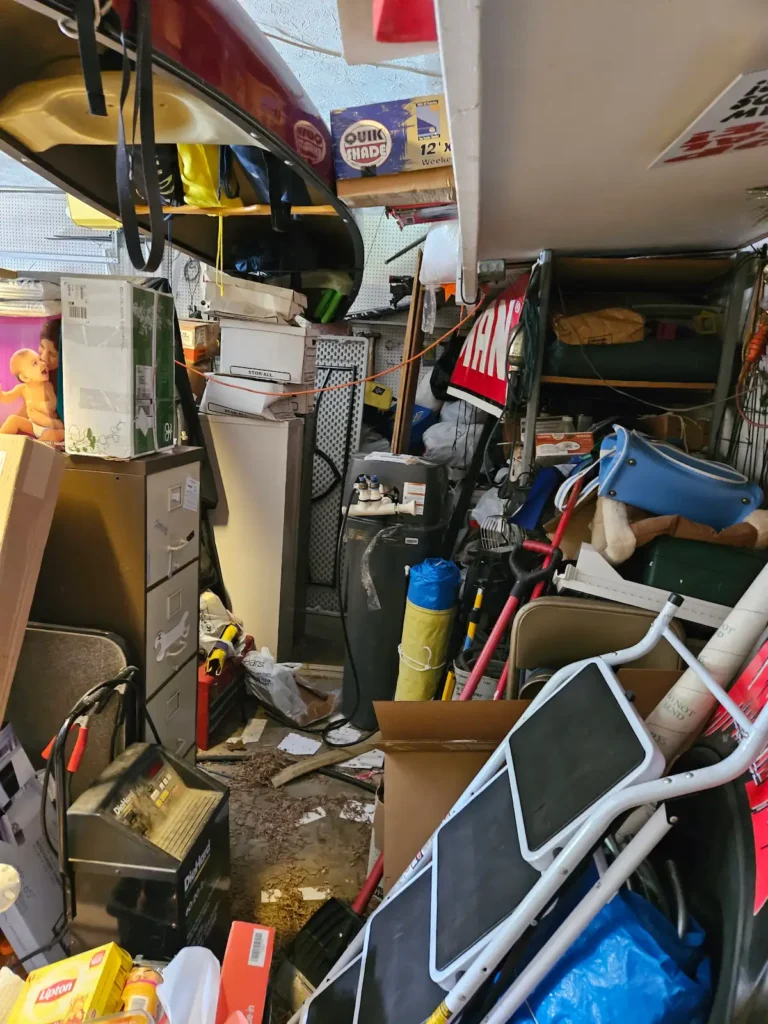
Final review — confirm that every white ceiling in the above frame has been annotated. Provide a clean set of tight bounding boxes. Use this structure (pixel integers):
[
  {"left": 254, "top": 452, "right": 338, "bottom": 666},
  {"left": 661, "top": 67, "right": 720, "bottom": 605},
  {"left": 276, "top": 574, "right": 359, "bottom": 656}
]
[
  {"left": 0, "top": 0, "right": 442, "bottom": 185},
  {"left": 439, "top": 0, "right": 768, "bottom": 276}
]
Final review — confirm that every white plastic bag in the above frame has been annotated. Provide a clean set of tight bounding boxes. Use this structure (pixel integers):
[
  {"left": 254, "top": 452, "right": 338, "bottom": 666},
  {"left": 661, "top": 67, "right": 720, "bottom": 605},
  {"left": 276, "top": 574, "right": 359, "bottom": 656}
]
[
  {"left": 420, "top": 221, "right": 460, "bottom": 335},
  {"left": 415, "top": 372, "right": 442, "bottom": 413},
  {"left": 472, "top": 486, "right": 504, "bottom": 524},
  {"left": 440, "top": 399, "right": 488, "bottom": 426},
  {"left": 243, "top": 648, "right": 310, "bottom": 724},
  {"left": 423, "top": 420, "right": 484, "bottom": 471},
  {"left": 157, "top": 947, "right": 220, "bottom": 1024},
  {"left": 420, "top": 221, "right": 460, "bottom": 288}
]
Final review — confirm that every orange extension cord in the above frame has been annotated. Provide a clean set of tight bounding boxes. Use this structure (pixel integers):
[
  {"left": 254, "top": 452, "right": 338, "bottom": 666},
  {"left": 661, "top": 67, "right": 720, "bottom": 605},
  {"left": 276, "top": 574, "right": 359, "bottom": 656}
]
[
  {"left": 175, "top": 293, "right": 487, "bottom": 399},
  {"left": 736, "top": 311, "right": 768, "bottom": 429}
]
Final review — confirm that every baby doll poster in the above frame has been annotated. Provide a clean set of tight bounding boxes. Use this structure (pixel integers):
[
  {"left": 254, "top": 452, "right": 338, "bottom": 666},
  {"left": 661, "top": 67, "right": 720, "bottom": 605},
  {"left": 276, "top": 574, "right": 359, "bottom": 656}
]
[{"left": 0, "top": 315, "right": 63, "bottom": 443}]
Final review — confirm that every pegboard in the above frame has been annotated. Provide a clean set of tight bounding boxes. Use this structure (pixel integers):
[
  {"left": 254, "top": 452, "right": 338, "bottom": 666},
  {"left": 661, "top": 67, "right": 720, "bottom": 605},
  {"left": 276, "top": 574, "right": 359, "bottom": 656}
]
[
  {"left": 307, "top": 334, "right": 371, "bottom": 616},
  {"left": 348, "top": 209, "right": 428, "bottom": 315},
  {"left": 0, "top": 189, "right": 117, "bottom": 274}
]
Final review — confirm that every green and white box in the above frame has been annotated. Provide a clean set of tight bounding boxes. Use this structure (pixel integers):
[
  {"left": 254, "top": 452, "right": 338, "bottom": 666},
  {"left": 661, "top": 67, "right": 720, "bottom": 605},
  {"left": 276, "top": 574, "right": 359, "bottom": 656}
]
[{"left": 62, "top": 277, "right": 175, "bottom": 458}]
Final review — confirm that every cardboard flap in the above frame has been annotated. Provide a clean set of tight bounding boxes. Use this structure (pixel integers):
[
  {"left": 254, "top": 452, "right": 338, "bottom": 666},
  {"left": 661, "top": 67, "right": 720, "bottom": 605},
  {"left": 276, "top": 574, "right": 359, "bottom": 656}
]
[{"left": 374, "top": 699, "right": 527, "bottom": 743}]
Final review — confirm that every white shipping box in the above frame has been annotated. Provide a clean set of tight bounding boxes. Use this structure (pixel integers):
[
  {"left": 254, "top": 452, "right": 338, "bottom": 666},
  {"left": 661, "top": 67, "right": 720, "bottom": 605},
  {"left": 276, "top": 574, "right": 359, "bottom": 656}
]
[
  {"left": 219, "top": 318, "right": 318, "bottom": 385},
  {"left": 61, "top": 277, "right": 175, "bottom": 458},
  {"left": 200, "top": 374, "right": 312, "bottom": 421},
  {"left": 202, "top": 271, "right": 307, "bottom": 317},
  {"left": 0, "top": 724, "right": 63, "bottom": 970}
]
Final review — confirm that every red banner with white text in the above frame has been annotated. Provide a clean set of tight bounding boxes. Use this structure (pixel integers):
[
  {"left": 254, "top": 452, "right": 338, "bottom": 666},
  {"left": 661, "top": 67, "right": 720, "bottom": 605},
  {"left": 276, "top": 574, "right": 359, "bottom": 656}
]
[{"left": 447, "top": 274, "right": 529, "bottom": 416}]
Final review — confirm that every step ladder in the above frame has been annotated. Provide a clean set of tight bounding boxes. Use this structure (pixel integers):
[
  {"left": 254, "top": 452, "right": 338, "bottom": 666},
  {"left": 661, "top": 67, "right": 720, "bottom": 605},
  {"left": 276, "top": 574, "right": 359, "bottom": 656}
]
[{"left": 297, "top": 594, "right": 768, "bottom": 1024}]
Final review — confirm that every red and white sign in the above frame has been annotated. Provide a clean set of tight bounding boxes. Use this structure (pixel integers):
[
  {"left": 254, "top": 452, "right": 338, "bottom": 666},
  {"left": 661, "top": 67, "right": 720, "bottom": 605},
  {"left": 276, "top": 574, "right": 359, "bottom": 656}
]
[
  {"left": 447, "top": 275, "right": 529, "bottom": 416},
  {"left": 653, "top": 69, "right": 768, "bottom": 166},
  {"left": 705, "top": 640, "right": 768, "bottom": 915}
]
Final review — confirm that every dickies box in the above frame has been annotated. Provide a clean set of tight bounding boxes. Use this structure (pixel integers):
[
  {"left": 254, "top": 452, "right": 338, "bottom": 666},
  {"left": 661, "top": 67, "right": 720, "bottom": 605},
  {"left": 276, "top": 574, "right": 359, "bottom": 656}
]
[
  {"left": 331, "top": 94, "right": 451, "bottom": 180},
  {"left": 62, "top": 277, "right": 175, "bottom": 459}
]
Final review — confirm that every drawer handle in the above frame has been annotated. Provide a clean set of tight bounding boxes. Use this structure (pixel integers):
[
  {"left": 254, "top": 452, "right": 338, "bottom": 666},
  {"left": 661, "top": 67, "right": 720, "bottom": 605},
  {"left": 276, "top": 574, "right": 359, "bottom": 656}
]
[
  {"left": 165, "top": 638, "right": 188, "bottom": 659},
  {"left": 167, "top": 530, "right": 195, "bottom": 553},
  {"left": 155, "top": 611, "right": 190, "bottom": 662}
]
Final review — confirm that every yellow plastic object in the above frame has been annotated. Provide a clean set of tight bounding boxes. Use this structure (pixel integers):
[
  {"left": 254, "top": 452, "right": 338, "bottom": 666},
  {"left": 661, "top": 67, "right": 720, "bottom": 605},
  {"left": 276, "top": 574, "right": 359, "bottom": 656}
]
[
  {"left": 364, "top": 381, "right": 393, "bottom": 410},
  {"left": 9, "top": 943, "right": 132, "bottom": 1024},
  {"left": 177, "top": 145, "right": 243, "bottom": 209},
  {"left": 205, "top": 622, "right": 240, "bottom": 676},
  {"left": 67, "top": 195, "right": 121, "bottom": 230},
  {"left": 0, "top": 66, "right": 256, "bottom": 152},
  {"left": 394, "top": 600, "right": 455, "bottom": 701},
  {"left": 90, "top": 1015, "right": 153, "bottom": 1024}
]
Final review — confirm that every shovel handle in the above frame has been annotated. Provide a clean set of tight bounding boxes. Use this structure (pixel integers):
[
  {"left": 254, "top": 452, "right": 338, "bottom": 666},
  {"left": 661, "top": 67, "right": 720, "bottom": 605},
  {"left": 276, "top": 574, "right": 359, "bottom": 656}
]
[{"left": 352, "top": 853, "right": 384, "bottom": 914}]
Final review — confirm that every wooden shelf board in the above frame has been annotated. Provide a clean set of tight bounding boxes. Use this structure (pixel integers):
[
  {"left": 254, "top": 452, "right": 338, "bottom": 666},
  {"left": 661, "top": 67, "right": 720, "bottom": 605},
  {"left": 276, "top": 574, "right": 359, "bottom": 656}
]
[
  {"left": 134, "top": 204, "right": 337, "bottom": 217},
  {"left": 541, "top": 375, "right": 716, "bottom": 391}
]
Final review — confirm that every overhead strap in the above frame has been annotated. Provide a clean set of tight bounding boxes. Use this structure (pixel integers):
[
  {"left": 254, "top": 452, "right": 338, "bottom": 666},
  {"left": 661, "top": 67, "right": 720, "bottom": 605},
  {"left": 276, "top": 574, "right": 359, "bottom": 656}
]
[
  {"left": 264, "top": 152, "right": 291, "bottom": 233},
  {"left": 115, "top": 0, "right": 165, "bottom": 272},
  {"left": 74, "top": 0, "right": 107, "bottom": 116}
]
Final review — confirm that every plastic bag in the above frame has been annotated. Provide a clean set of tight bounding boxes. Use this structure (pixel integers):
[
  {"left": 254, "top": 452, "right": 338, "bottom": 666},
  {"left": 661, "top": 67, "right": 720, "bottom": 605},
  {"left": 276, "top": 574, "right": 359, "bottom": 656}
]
[
  {"left": 423, "top": 420, "right": 484, "bottom": 471},
  {"left": 242, "top": 648, "right": 310, "bottom": 723},
  {"left": 198, "top": 591, "right": 244, "bottom": 658},
  {"left": 440, "top": 398, "right": 488, "bottom": 425},
  {"left": 415, "top": 372, "right": 443, "bottom": 413},
  {"left": 509, "top": 889, "right": 711, "bottom": 1024},
  {"left": 157, "top": 947, "right": 220, "bottom": 1024},
  {"left": 472, "top": 486, "right": 504, "bottom": 525}
]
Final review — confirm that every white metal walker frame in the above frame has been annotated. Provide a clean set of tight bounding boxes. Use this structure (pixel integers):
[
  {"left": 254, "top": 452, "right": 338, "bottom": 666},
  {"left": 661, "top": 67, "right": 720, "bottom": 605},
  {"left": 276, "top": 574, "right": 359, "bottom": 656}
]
[{"left": 294, "top": 595, "right": 764, "bottom": 1024}]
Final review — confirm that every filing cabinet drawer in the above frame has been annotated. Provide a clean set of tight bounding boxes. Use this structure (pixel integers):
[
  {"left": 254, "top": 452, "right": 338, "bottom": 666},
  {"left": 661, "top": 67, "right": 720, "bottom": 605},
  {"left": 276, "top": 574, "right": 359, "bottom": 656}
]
[
  {"left": 145, "top": 560, "right": 199, "bottom": 698},
  {"left": 146, "top": 657, "right": 197, "bottom": 758},
  {"left": 146, "top": 464, "right": 201, "bottom": 587}
]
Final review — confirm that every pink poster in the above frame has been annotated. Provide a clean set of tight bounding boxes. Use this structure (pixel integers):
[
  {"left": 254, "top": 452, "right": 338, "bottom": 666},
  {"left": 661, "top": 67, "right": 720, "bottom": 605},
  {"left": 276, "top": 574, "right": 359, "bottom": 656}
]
[{"left": 0, "top": 315, "right": 63, "bottom": 443}]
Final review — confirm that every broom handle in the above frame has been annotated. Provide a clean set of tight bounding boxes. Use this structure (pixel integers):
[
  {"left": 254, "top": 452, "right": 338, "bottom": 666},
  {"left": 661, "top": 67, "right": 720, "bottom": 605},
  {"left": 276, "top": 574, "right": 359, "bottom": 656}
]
[
  {"left": 352, "top": 853, "right": 384, "bottom": 914},
  {"left": 492, "top": 473, "right": 586, "bottom": 699}
]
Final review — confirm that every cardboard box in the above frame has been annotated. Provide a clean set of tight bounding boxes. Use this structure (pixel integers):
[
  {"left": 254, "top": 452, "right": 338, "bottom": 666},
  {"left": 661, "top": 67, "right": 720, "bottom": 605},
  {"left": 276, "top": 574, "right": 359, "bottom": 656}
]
[
  {"left": 9, "top": 942, "right": 132, "bottom": 1024},
  {"left": 0, "top": 437, "right": 63, "bottom": 722},
  {"left": 535, "top": 431, "right": 593, "bottom": 460},
  {"left": 377, "top": 668, "right": 680, "bottom": 891},
  {"left": 219, "top": 318, "right": 318, "bottom": 385},
  {"left": 215, "top": 921, "right": 275, "bottom": 1024},
  {"left": 62, "top": 278, "right": 175, "bottom": 459},
  {"left": 200, "top": 374, "right": 312, "bottom": 420},
  {"left": 331, "top": 94, "right": 451, "bottom": 180},
  {"left": 201, "top": 273, "right": 306, "bottom": 321},
  {"left": 179, "top": 319, "right": 220, "bottom": 362},
  {"left": 0, "top": 724, "right": 63, "bottom": 971},
  {"left": 337, "top": 166, "right": 455, "bottom": 208}
]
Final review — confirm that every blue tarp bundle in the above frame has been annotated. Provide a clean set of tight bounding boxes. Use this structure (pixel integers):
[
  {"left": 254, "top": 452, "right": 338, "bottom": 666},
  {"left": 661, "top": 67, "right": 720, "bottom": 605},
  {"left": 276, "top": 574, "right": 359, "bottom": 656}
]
[
  {"left": 407, "top": 557, "right": 461, "bottom": 611},
  {"left": 508, "top": 889, "right": 711, "bottom": 1024}
]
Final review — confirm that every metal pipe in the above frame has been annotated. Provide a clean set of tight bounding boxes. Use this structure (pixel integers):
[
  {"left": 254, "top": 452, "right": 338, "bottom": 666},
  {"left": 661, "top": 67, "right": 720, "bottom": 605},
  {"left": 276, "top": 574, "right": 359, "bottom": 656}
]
[
  {"left": 661, "top": 626, "right": 754, "bottom": 736},
  {"left": 519, "top": 249, "right": 552, "bottom": 482}
]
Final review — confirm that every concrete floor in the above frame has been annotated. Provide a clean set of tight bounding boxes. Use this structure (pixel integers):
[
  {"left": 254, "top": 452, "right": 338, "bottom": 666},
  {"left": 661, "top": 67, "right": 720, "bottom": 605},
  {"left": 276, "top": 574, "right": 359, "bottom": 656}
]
[{"left": 198, "top": 615, "right": 376, "bottom": 1018}]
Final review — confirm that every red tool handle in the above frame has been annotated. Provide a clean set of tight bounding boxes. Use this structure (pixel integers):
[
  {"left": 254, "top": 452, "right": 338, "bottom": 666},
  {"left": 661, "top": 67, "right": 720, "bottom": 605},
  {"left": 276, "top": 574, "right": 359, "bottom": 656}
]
[
  {"left": 492, "top": 473, "right": 587, "bottom": 700},
  {"left": 67, "top": 725, "right": 89, "bottom": 773},
  {"left": 352, "top": 853, "right": 384, "bottom": 915}
]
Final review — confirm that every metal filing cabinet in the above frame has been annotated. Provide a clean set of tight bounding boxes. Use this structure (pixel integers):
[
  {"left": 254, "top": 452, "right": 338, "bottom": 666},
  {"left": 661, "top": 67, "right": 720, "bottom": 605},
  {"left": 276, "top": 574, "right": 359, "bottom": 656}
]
[{"left": 32, "top": 448, "right": 202, "bottom": 761}]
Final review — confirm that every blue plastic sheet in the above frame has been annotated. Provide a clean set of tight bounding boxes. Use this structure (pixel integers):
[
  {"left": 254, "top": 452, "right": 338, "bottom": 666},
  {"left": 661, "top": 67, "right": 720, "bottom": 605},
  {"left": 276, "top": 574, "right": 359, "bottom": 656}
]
[
  {"left": 508, "top": 890, "right": 711, "bottom": 1024},
  {"left": 407, "top": 558, "right": 461, "bottom": 611}
]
